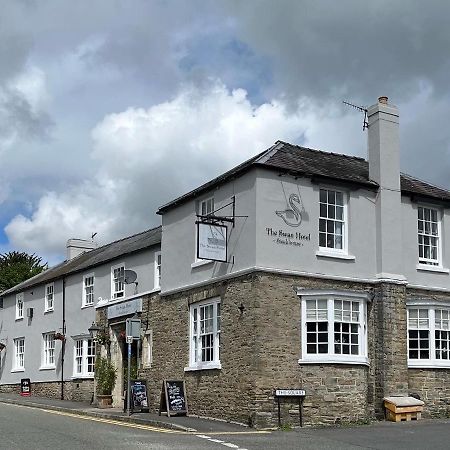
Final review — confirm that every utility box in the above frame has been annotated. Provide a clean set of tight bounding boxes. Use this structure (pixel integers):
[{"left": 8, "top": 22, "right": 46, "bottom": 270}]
[{"left": 384, "top": 396, "right": 424, "bottom": 422}]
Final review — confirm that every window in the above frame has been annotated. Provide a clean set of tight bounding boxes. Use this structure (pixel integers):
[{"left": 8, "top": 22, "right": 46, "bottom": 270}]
[
  {"left": 111, "top": 264, "right": 125, "bottom": 299},
  {"left": 45, "top": 283, "right": 54, "bottom": 312},
  {"left": 83, "top": 274, "right": 95, "bottom": 307},
  {"left": 13, "top": 338, "right": 25, "bottom": 371},
  {"left": 418, "top": 206, "right": 441, "bottom": 266},
  {"left": 16, "top": 293, "right": 24, "bottom": 320},
  {"left": 73, "top": 338, "right": 95, "bottom": 377},
  {"left": 299, "top": 290, "right": 369, "bottom": 364},
  {"left": 154, "top": 252, "right": 161, "bottom": 290},
  {"left": 200, "top": 197, "right": 214, "bottom": 217},
  {"left": 319, "top": 189, "right": 346, "bottom": 252},
  {"left": 143, "top": 330, "right": 153, "bottom": 368},
  {"left": 42, "top": 333, "right": 55, "bottom": 368},
  {"left": 408, "top": 306, "right": 450, "bottom": 367},
  {"left": 187, "top": 298, "right": 221, "bottom": 370}
]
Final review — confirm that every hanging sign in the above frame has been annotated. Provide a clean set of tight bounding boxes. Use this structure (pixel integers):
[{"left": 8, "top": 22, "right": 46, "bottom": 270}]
[
  {"left": 197, "top": 222, "right": 227, "bottom": 262},
  {"left": 159, "top": 380, "right": 188, "bottom": 417}
]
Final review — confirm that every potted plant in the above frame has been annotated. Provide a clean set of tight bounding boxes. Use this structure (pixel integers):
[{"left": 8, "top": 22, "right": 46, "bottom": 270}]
[{"left": 95, "top": 356, "right": 117, "bottom": 408}]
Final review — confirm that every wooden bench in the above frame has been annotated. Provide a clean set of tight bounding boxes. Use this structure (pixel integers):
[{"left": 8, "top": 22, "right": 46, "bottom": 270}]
[{"left": 384, "top": 396, "right": 424, "bottom": 422}]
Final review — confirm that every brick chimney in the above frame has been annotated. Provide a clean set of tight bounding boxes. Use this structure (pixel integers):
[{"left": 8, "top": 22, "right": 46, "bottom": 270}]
[
  {"left": 66, "top": 238, "right": 97, "bottom": 260},
  {"left": 367, "top": 96, "right": 405, "bottom": 281}
]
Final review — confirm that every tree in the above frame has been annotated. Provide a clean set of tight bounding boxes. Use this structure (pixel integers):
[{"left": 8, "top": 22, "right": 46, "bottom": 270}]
[{"left": 0, "top": 251, "right": 48, "bottom": 292}]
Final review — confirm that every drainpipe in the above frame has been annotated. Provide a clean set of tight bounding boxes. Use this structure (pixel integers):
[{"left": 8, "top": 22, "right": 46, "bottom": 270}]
[{"left": 61, "top": 277, "right": 66, "bottom": 400}]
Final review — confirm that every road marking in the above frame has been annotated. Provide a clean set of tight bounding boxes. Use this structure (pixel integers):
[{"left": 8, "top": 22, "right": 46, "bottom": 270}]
[
  {"left": 196, "top": 434, "right": 249, "bottom": 450},
  {"left": 36, "top": 408, "right": 183, "bottom": 433}
]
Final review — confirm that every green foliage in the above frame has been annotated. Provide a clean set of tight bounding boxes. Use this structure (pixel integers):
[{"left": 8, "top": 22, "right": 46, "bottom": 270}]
[
  {"left": 0, "top": 251, "right": 47, "bottom": 292},
  {"left": 95, "top": 357, "right": 117, "bottom": 395}
]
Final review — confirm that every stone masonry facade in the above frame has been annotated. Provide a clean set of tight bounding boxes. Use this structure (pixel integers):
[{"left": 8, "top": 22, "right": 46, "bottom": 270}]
[{"left": 94, "top": 271, "right": 450, "bottom": 427}]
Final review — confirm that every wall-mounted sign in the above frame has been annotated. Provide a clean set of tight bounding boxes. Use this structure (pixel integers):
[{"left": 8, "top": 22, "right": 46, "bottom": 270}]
[
  {"left": 276, "top": 193, "right": 304, "bottom": 227},
  {"left": 266, "top": 227, "right": 311, "bottom": 247},
  {"left": 197, "top": 222, "right": 227, "bottom": 262},
  {"left": 107, "top": 297, "right": 142, "bottom": 319}
]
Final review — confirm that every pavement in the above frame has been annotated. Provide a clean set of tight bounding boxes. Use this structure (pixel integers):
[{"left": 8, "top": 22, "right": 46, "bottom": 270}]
[{"left": 0, "top": 392, "right": 251, "bottom": 433}]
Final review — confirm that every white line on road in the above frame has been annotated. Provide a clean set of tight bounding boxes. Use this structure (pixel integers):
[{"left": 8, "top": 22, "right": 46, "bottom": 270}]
[{"left": 196, "top": 434, "right": 249, "bottom": 450}]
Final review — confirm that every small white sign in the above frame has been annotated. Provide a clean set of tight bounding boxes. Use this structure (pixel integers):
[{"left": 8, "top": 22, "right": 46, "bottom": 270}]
[
  {"left": 126, "top": 336, "right": 133, "bottom": 344},
  {"left": 275, "top": 389, "right": 306, "bottom": 397},
  {"left": 197, "top": 222, "right": 227, "bottom": 262}
]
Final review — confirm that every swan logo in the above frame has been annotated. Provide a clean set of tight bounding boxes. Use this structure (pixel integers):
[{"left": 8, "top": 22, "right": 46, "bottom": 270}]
[{"left": 276, "top": 193, "right": 303, "bottom": 227}]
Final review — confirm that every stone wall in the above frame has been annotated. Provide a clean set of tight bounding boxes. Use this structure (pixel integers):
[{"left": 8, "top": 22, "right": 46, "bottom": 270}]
[{"left": 0, "top": 379, "right": 94, "bottom": 402}]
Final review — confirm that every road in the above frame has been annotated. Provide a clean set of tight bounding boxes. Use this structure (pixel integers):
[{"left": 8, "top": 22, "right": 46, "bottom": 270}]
[{"left": 2, "top": 402, "right": 450, "bottom": 449}]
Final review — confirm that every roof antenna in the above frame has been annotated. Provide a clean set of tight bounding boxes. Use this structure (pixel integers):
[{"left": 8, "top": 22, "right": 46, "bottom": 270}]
[
  {"left": 343, "top": 101, "right": 368, "bottom": 131},
  {"left": 91, "top": 232, "right": 97, "bottom": 240}
]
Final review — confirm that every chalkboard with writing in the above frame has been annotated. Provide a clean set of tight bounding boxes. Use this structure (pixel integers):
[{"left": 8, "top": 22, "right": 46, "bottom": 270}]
[{"left": 159, "top": 380, "right": 188, "bottom": 417}]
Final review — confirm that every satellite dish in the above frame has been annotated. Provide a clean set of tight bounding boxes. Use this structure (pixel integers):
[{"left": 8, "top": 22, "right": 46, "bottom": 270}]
[{"left": 124, "top": 270, "right": 138, "bottom": 284}]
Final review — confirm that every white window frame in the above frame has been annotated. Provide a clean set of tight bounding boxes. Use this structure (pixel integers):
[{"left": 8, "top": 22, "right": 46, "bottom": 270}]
[
  {"left": 111, "top": 263, "right": 125, "bottom": 300},
  {"left": 82, "top": 273, "right": 95, "bottom": 307},
  {"left": 298, "top": 290, "right": 369, "bottom": 365},
  {"left": 41, "top": 332, "right": 56, "bottom": 369},
  {"left": 193, "top": 197, "right": 215, "bottom": 265},
  {"left": 318, "top": 188, "right": 349, "bottom": 256},
  {"left": 15, "top": 293, "right": 24, "bottom": 320},
  {"left": 73, "top": 337, "right": 96, "bottom": 378},
  {"left": 13, "top": 337, "right": 25, "bottom": 371},
  {"left": 143, "top": 330, "right": 153, "bottom": 368},
  {"left": 154, "top": 252, "right": 161, "bottom": 290},
  {"left": 417, "top": 205, "right": 443, "bottom": 268},
  {"left": 45, "top": 283, "right": 54, "bottom": 312},
  {"left": 407, "top": 302, "right": 450, "bottom": 368},
  {"left": 186, "top": 297, "right": 221, "bottom": 371}
]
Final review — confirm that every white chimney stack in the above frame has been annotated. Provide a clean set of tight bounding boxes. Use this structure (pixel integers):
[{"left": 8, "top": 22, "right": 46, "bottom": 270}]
[
  {"left": 66, "top": 238, "right": 97, "bottom": 260},
  {"left": 367, "top": 96, "right": 405, "bottom": 281}
]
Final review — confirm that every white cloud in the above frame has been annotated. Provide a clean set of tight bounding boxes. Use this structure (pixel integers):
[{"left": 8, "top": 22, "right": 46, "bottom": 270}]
[{"left": 5, "top": 83, "right": 344, "bottom": 261}]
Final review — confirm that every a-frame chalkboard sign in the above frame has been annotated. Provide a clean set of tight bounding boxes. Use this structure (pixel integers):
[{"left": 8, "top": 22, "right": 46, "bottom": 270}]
[{"left": 159, "top": 380, "right": 188, "bottom": 417}]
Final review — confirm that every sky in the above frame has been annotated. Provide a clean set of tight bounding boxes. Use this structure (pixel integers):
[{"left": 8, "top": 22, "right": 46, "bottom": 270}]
[{"left": 1, "top": 0, "right": 449, "bottom": 264}]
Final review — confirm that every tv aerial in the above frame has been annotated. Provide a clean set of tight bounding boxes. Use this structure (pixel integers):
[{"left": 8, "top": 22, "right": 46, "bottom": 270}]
[{"left": 343, "top": 100, "right": 368, "bottom": 131}]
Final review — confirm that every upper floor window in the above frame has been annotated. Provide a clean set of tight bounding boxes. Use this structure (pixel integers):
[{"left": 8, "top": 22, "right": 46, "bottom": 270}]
[
  {"left": 319, "top": 189, "right": 347, "bottom": 253},
  {"left": 187, "top": 297, "right": 221, "bottom": 371},
  {"left": 42, "top": 332, "right": 55, "bottom": 368},
  {"left": 13, "top": 337, "right": 25, "bottom": 371},
  {"left": 408, "top": 305, "right": 450, "bottom": 367},
  {"left": 73, "top": 338, "right": 95, "bottom": 377},
  {"left": 154, "top": 252, "right": 161, "bottom": 290},
  {"left": 111, "top": 264, "right": 125, "bottom": 299},
  {"left": 45, "top": 283, "right": 54, "bottom": 312},
  {"left": 418, "top": 206, "right": 441, "bottom": 267},
  {"left": 200, "top": 197, "right": 214, "bottom": 217},
  {"left": 83, "top": 274, "right": 95, "bottom": 307},
  {"left": 16, "top": 293, "right": 24, "bottom": 320},
  {"left": 299, "top": 290, "right": 369, "bottom": 365}
]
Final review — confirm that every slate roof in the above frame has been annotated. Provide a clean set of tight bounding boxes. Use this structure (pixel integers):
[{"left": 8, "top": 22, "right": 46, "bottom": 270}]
[
  {"left": 1, "top": 226, "right": 161, "bottom": 297},
  {"left": 157, "top": 140, "right": 450, "bottom": 213}
]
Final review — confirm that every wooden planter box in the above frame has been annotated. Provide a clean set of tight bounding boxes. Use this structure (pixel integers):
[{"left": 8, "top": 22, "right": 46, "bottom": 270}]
[
  {"left": 384, "top": 396, "right": 424, "bottom": 422},
  {"left": 97, "top": 394, "right": 113, "bottom": 409}
]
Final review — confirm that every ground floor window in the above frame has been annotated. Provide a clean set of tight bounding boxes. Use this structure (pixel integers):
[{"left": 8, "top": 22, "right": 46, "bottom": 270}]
[
  {"left": 73, "top": 338, "right": 95, "bottom": 377},
  {"left": 42, "top": 332, "right": 55, "bottom": 368},
  {"left": 298, "top": 290, "right": 369, "bottom": 365},
  {"left": 13, "top": 338, "right": 25, "bottom": 371},
  {"left": 186, "top": 297, "right": 221, "bottom": 370},
  {"left": 408, "top": 305, "right": 450, "bottom": 367}
]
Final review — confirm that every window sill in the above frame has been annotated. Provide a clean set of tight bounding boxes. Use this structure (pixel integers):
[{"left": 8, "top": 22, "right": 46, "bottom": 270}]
[
  {"left": 81, "top": 304, "right": 94, "bottom": 309},
  {"left": 15, "top": 317, "right": 24, "bottom": 321},
  {"left": 299, "top": 357, "right": 369, "bottom": 366},
  {"left": 408, "top": 361, "right": 450, "bottom": 369},
  {"left": 416, "top": 264, "right": 449, "bottom": 274},
  {"left": 184, "top": 362, "right": 222, "bottom": 372},
  {"left": 191, "top": 259, "right": 214, "bottom": 269},
  {"left": 150, "top": 287, "right": 161, "bottom": 293},
  {"left": 71, "top": 374, "right": 94, "bottom": 380},
  {"left": 39, "top": 366, "right": 56, "bottom": 371},
  {"left": 316, "top": 250, "right": 355, "bottom": 261},
  {"left": 11, "top": 368, "right": 25, "bottom": 373},
  {"left": 44, "top": 309, "right": 54, "bottom": 314}
]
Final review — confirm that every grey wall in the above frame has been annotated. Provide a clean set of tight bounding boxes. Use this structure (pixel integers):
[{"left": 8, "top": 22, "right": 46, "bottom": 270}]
[{"left": 0, "top": 245, "right": 161, "bottom": 385}]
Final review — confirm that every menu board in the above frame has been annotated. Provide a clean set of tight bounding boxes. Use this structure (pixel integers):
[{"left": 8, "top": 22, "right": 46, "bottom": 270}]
[{"left": 159, "top": 380, "right": 188, "bottom": 417}]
